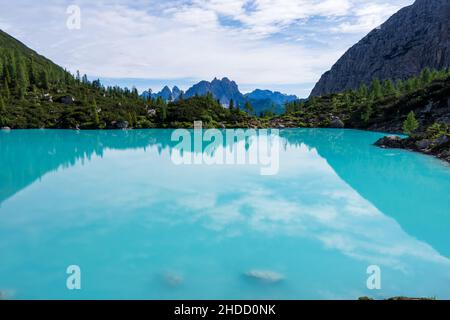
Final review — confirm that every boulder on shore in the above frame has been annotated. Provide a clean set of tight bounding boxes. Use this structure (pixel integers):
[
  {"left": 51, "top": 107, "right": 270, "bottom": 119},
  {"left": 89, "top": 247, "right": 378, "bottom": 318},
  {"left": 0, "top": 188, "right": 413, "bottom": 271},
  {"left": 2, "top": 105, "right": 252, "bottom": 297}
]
[
  {"left": 374, "top": 135, "right": 404, "bottom": 148},
  {"left": 329, "top": 116, "right": 345, "bottom": 128},
  {"left": 60, "top": 96, "right": 75, "bottom": 105},
  {"left": 110, "top": 121, "right": 129, "bottom": 130},
  {"left": 434, "top": 134, "right": 450, "bottom": 148},
  {"left": 415, "top": 139, "right": 432, "bottom": 150}
]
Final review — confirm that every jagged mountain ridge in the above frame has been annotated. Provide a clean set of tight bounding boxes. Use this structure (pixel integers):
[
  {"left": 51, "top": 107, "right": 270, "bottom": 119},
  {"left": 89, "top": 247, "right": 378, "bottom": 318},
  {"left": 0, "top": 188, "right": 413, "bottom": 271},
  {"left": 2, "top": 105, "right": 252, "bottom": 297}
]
[
  {"left": 184, "top": 77, "right": 245, "bottom": 107},
  {"left": 141, "top": 78, "right": 298, "bottom": 114},
  {"left": 141, "top": 85, "right": 183, "bottom": 101}
]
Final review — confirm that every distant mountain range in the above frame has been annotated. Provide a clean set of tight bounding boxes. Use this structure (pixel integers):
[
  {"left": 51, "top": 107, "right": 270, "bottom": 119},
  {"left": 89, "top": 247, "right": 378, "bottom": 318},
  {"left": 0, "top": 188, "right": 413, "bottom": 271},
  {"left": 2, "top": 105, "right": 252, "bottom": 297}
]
[
  {"left": 142, "top": 77, "right": 298, "bottom": 115},
  {"left": 311, "top": 0, "right": 450, "bottom": 96},
  {"left": 244, "top": 89, "right": 298, "bottom": 115}
]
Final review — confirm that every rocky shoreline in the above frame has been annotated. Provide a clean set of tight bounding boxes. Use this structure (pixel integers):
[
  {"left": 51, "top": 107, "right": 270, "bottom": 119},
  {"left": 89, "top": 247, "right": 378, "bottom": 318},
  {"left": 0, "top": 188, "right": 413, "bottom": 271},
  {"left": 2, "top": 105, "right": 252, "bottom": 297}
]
[{"left": 375, "top": 134, "right": 450, "bottom": 164}]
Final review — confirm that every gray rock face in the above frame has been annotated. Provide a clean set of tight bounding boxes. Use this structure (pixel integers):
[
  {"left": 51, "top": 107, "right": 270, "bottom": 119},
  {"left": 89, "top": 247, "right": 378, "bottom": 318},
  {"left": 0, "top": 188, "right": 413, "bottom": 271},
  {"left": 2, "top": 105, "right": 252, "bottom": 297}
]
[
  {"left": 416, "top": 139, "right": 433, "bottom": 150},
  {"left": 311, "top": 0, "right": 450, "bottom": 97},
  {"left": 171, "top": 86, "right": 182, "bottom": 101},
  {"left": 111, "top": 120, "right": 129, "bottom": 129},
  {"left": 185, "top": 77, "right": 246, "bottom": 107},
  {"left": 434, "top": 134, "right": 450, "bottom": 147},
  {"left": 329, "top": 116, "right": 345, "bottom": 128}
]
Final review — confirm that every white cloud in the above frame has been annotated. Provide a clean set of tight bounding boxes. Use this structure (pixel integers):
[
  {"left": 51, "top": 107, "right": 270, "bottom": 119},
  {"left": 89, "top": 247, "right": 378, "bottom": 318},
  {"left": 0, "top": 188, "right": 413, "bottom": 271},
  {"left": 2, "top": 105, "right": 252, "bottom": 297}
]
[
  {"left": 0, "top": 0, "right": 414, "bottom": 95},
  {"left": 333, "top": 2, "right": 408, "bottom": 33}
]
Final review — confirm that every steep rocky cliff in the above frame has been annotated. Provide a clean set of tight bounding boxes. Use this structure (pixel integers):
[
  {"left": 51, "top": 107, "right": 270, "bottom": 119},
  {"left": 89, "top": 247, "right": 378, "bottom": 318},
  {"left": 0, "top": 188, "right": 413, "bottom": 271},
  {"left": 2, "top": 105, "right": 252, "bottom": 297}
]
[{"left": 311, "top": 0, "right": 450, "bottom": 97}]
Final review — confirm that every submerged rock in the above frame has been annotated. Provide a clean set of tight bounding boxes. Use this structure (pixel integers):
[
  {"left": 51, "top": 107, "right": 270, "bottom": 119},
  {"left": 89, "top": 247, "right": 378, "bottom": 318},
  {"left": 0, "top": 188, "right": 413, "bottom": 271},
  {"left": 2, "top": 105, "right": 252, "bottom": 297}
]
[
  {"left": 245, "top": 270, "right": 284, "bottom": 283},
  {"left": 163, "top": 272, "right": 183, "bottom": 287},
  {"left": 0, "top": 290, "right": 13, "bottom": 300}
]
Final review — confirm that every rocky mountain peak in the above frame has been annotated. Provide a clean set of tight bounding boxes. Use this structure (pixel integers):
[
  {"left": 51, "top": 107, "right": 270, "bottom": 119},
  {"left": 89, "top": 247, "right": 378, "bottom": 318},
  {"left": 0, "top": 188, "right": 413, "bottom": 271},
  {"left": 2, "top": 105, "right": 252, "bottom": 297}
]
[{"left": 310, "top": 0, "right": 450, "bottom": 97}]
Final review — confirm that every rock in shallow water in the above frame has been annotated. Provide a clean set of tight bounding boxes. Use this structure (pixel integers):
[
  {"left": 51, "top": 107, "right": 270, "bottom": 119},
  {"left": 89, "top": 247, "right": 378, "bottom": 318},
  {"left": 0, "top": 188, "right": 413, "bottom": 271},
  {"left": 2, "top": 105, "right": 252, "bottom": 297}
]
[
  {"left": 0, "top": 290, "right": 13, "bottom": 300},
  {"left": 245, "top": 270, "right": 284, "bottom": 283},
  {"left": 374, "top": 135, "right": 403, "bottom": 148},
  {"left": 163, "top": 272, "right": 183, "bottom": 287}
]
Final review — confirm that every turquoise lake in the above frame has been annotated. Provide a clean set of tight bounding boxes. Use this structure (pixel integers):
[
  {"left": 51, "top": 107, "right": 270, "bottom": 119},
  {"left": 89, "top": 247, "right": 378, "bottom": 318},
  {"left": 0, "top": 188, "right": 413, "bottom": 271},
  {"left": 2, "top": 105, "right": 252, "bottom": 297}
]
[{"left": 0, "top": 129, "right": 449, "bottom": 300}]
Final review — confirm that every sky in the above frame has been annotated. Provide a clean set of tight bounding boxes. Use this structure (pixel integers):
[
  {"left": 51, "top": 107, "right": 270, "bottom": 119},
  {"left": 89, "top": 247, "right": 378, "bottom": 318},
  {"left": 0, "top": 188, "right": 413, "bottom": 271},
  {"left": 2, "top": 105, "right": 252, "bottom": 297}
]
[{"left": 0, "top": 0, "right": 414, "bottom": 97}]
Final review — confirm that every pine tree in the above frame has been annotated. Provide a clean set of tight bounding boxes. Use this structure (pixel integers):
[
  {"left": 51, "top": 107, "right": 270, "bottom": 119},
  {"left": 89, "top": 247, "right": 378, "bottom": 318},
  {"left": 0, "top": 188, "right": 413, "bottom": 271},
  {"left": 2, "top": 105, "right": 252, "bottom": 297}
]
[
  {"left": 2, "top": 79, "right": 10, "bottom": 100},
  {"left": 127, "top": 112, "right": 134, "bottom": 127},
  {"left": 244, "top": 101, "right": 254, "bottom": 115},
  {"left": 15, "top": 58, "right": 28, "bottom": 95},
  {"left": 402, "top": 111, "right": 419, "bottom": 134},
  {"left": 285, "top": 102, "right": 295, "bottom": 114},
  {"left": 420, "top": 67, "right": 432, "bottom": 86},
  {"left": 405, "top": 79, "right": 415, "bottom": 93},
  {"left": 82, "top": 74, "right": 89, "bottom": 85},
  {"left": 370, "top": 79, "right": 383, "bottom": 100},
  {"left": 92, "top": 98, "right": 99, "bottom": 126},
  {"left": 383, "top": 79, "right": 397, "bottom": 96},
  {"left": 331, "top": 96, "right": 339, "bottom": 112},
  {"left": 6, "top": 52, "right": 16, "bottom": 87},
  {"left": 308, "top": 96, "right": 318, "bottom": 109},
  {"left": 361, "top": 104, "right": 373, "bottom": 123},
  {"left": 343, "top": 92, "right": 352, "bottom": 110},
  {"left": 229, "top": 99, "right": 234, "bottom": 110},
  {"left": 0, "top": 95, "right": 6, "bottom": 126},
  {"left": 161, "top": 104, "right": 167, "bottom": 122},
  {"left": 39, "top": 70, "right": 49, "bottom": 90},
  {"left": 82, "top": 93, "right": 88, "bottom": 106},
  {"left": 0, "top": 95, "right": 5, "bottom": 113},
  {"left": 3, "top": 62, "right": 12, "bottom": 86},
  {"left": 395, "top": 79, "right": 404, "bottom": 95},
  {"left": 205, "top": 92, "right": 214, "bottom": 104},
  {"left": 357, "top": 83, "right": 368, "bottom": 99},
  {"left": 28, "top": 58, "right": 37, "bottom": 86},
  {"left": 412, "top": 77, "right": 420, "bottom": 90}
]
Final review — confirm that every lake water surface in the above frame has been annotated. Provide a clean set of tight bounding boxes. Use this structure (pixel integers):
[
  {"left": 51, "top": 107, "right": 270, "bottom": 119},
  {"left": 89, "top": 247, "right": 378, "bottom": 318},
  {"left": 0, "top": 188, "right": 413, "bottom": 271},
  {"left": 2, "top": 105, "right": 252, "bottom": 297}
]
[{"left": 0, "top": 129, "right": 449, "bottom": 300}]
